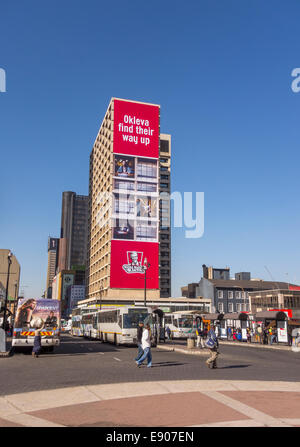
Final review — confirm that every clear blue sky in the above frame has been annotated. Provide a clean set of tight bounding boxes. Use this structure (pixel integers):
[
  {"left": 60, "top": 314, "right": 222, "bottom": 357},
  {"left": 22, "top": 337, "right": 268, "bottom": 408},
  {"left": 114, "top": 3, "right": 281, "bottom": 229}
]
[{"left": 1, "top": 0, "right": 300, "bottom": 298}]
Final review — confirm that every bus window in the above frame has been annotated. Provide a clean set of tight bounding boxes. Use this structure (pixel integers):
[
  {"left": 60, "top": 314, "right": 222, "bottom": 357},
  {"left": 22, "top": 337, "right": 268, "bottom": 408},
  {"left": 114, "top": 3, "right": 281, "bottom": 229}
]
[
  {"left": 178, "top": 316, "right": 193, "bottom": 328},
  {"left": 123, "top": 309, "right": 149, "bottom": 329}
]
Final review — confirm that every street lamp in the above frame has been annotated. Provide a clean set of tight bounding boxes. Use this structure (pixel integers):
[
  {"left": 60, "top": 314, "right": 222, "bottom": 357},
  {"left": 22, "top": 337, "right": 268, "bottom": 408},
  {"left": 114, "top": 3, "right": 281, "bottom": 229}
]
[
  {"left": 2, "top": 251, "right": 12, "bottom": 331},
  {"left": 100, "top": 280, "right": 104, "bottom": 310},
  {"left": 13, "top": 280, "right": 18, "bottom": 323},
  {"left": 143, "top": 258, "right": 150, "bottom": 307}
]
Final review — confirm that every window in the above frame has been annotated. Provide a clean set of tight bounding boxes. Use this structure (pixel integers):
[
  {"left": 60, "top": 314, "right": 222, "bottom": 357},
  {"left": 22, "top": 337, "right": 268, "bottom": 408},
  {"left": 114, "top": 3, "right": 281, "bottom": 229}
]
[
  {"left": 217, "top": 290, "right": 223, "bottom": 299},
  {"left": 218, "top": 302, "right": 224, "bottom": 312},
  {"left": 228, "top": 291, "right": 233, "bottom": 299},
  {"left": 137, "top": 182, "right": 157, "bottom": 193},
  {"left": 136, "top": 224, "right": 157, "bottom": 240},
  {"left": 137, "top": 159, "right": 157, "bottom": 179},
  {"left": 236, "top": 303, "right": 241, "bottom": 312},
  {"left": 160, "top": 183, "right": 168, "bottom": 188},
  {"left": 235, "top": 291, "right": 241, "bottom": 299},
  {"left": 228, "top": 303, "right": 233, "bottom": 312},
  {"left": 160, "top": 140, "right": 169, "bottom": 153}
]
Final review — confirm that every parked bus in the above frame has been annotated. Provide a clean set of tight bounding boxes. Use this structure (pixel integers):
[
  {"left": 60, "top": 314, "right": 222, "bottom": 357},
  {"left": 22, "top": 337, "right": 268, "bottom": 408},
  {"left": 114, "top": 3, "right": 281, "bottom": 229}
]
[
  {"left": 164, "top": 311, "right": 199, "bottom": 339},
  {"left": 72, "top": 305, "right": 155, "bottom": 345},
  {"left": 12, "top": 298, "right": 61, "bottom": 352}
]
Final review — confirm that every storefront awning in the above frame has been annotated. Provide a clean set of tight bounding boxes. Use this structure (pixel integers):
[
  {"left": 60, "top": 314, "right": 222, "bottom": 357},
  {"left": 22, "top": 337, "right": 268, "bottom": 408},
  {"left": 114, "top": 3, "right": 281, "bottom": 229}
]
[
  {"left": 223, "top": 312, "right": 248, "bottom": 321},
  {"left": 255, "top": 311, "right": 287, "bottom": 321},
  {"left": 202, "top": 313, "right": 224, "bottom": 321}
]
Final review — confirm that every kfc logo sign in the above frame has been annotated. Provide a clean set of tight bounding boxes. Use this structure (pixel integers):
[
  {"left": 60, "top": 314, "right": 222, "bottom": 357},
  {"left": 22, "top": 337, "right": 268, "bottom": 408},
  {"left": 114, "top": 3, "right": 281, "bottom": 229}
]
[{"left": 122, "top": 251, "right": 145, "bottom": 274}]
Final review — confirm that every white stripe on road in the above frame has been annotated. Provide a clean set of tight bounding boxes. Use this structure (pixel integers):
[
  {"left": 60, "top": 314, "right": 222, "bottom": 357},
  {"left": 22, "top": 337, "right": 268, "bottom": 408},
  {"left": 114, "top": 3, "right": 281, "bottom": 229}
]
[
  {"left": 113, "top": 357, "right": 121, "bottom": 362},
  {"left": 201, "top": 391, "right": 291, "bottom": 427}
]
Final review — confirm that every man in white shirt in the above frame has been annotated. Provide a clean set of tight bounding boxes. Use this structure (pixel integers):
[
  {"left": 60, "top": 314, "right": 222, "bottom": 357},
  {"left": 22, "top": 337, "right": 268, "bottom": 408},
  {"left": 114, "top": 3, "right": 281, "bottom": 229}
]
[{"left": 136, "top": 324, "right": 152, "bottom": 368}]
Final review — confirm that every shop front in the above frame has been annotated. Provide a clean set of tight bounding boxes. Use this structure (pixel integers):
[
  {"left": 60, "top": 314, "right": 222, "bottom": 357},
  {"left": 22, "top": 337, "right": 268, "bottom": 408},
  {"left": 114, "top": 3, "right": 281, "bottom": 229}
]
[
  {"left": 222, "top": 312, "right": 249, "bottom": 341},
  {"left": 255, "top": 311, "right": 288, "bottom": 344}
]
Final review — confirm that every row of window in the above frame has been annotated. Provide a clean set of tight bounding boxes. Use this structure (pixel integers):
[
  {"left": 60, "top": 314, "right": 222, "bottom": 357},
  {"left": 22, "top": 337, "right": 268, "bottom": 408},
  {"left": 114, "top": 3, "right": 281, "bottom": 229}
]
[
  {"left": 217, "top": 290, "right": 249, "bottom": 299},
  {"left": 217, "top": 303, "right": 249, "bottom": 312}
]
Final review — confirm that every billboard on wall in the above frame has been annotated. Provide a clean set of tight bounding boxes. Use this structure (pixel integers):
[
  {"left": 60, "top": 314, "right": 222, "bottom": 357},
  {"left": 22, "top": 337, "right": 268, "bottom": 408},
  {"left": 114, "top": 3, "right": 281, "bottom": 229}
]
[
  {"left": 110, "top": 240, "right": 159, "bottom": 289},
  {"left": 113, "top": 99, "right": 159, "bottom": 158},
  {"left": 111, "top": 99, "right": 160, "bottom": 290}
]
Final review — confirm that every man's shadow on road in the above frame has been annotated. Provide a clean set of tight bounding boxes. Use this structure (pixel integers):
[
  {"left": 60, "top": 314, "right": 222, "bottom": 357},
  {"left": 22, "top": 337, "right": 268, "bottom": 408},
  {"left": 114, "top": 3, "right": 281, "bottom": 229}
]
[{"left": 216, "top": 364, "right": 251, "bottom": 369}]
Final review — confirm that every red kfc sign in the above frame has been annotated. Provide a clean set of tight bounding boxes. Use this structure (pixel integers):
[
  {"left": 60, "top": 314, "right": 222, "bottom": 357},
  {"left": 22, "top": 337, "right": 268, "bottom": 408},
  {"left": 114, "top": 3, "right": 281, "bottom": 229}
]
[
  {"left": 110, "top": 240, "right": 159, "bottom": 289},
  {"left": 114, "top": 99, "right": 160, "bottom": 158}
]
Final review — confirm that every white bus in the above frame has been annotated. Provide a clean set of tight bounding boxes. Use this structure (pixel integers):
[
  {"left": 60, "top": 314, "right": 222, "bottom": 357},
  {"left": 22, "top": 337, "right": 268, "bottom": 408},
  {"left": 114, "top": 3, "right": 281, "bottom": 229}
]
[
  {"left": 164, "top": 311, "right": 199, "bottom": 339},
  {"left": 81, "top": 306, "right": 153, "bottom": 345}
]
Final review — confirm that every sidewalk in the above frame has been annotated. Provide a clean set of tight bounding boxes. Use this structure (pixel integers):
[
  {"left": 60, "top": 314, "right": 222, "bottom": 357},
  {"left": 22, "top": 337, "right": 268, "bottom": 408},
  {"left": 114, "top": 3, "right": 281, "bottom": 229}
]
[
  {"left": 157, "top": 339, "right": 294, "bottom": 356},
  {"left": 1, "top": 380, "right": 300, "bottom": 427}
]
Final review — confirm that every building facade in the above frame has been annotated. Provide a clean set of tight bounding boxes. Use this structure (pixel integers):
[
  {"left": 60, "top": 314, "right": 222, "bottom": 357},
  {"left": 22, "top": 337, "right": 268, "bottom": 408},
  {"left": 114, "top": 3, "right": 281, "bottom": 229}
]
[
  {"left": 182, "top": 265, "right": 298, "bottom": 314},
  {"left": 86, "top": 98, "right": 171, "bottom": 302},
  {"left": 58, "top": 191, "right": 89, "bottom": 272},
  {"left": 159, "top": 134, "right": 171, "bottom": 298},
  {"left": 46, "top": 237, "right": 59, "bottom": 298}
]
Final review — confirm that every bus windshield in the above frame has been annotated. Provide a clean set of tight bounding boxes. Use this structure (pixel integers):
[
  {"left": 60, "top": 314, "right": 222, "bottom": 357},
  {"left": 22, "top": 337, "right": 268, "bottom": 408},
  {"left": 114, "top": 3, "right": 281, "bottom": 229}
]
[
  {"left": 123, "top": 309, "right": 149, "bottom": 329},
  {"left": 178, "top": 315, "right": 193, "bottom": 328}
]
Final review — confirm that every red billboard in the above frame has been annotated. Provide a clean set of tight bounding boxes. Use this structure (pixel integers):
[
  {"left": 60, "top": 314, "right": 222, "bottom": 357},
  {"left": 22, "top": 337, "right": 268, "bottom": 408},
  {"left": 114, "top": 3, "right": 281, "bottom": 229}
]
[
  {"left": 110, "top": 240, "right": 159, "bottom": 289},
  {"left": 114, "top": 99, "right": 160, "bottom": 158}
]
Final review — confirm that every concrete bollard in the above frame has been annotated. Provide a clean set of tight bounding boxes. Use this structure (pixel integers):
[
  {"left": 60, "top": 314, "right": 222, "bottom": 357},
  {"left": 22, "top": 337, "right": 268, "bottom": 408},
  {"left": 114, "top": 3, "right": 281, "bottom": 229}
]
[{"left": 187, "top": 338, "right": 195, "bottom": 349}]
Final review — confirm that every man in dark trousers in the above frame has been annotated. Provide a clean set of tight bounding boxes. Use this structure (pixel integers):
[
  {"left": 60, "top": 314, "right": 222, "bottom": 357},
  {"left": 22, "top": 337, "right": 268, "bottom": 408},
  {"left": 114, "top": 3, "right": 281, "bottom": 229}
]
[
  {"left": 134, "top": 321, "right": 144, "bottom": 362},
  {"left": 205, "top": 325, "right": 220, "bottom": 369}
]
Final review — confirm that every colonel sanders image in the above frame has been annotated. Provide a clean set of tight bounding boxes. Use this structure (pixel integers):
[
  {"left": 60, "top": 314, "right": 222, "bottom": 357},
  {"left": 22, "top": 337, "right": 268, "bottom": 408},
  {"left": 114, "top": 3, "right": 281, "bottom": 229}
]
[{"left": 129, "top": 251, "right": 140, "bottom": 266}]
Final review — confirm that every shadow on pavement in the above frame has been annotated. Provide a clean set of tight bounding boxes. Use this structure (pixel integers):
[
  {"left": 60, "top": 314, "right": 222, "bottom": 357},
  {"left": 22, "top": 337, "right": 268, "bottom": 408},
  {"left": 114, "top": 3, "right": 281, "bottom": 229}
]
[{"left": 218, "top": 365, "right": 251, "bottom": 369}]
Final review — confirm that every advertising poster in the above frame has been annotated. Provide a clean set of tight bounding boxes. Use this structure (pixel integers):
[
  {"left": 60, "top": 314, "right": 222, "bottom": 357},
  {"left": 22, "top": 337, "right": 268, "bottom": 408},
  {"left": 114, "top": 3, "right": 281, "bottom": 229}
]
[
  {"left": 114, "top": 155, "right": 135, "bottom": 178},
  {"left": 14, "top": 299, "right": 61, "bottom": 330},
  {"left": 111, "top": 99, "right": 159, "bottom": 291},
  {"left": 113, "top": 219, "right": 134, "bottom": 240},
  {"left": 110, "top": 240, "right": 159, "bottom": 289},
  {"left": 114, "top": 99, "right": 159, "bottom": 159}
]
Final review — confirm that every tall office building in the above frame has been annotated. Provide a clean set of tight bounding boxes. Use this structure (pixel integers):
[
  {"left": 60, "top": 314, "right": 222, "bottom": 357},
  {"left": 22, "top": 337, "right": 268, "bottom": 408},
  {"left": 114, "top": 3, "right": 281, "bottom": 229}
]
[
  {"left": 58, "top": 191, "right": 89, "bottom": 272},
  {"left": 87, "top": 98, "right": 171, "bottom": 301},
  {"left": 159, "top": 134, "right": 171, "bottom": 297},
  {"left": 46, "top": 237, "right": 59, "bottom": 298}
]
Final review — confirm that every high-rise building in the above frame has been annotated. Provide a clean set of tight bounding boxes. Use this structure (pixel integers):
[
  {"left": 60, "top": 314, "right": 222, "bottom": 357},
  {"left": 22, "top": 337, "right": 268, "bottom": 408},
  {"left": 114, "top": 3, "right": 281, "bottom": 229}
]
[
  {"left": 46, "top": 237, "right": 59, "bottom": 298},
  {"left": 58, "top": 191, "right": 89, "bottom": 272},
  {"left": 159, "top": 134, "right": 171, "bottom": 297},
  {"left": 87, "top": 98, "right": 171, "bottom": 302}
]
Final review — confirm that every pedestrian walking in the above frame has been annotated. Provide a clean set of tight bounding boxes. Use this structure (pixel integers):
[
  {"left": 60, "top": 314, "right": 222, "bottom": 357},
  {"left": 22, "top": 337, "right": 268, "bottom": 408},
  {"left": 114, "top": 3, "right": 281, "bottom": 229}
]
[
  {"left": 136, "top": 323, "right": 152, "bottom": 368},
  {"left": 32, "top": 325, "right": 44, "bottom": 358},
  {"left": 165, "top": 326, "right": 171, "bottom": 340},
  {"left": 205, "top": 325, "right": 219, "bottom": 369},
  {"left": 134, "top": 321, "right": 144, "bottom": 362}
]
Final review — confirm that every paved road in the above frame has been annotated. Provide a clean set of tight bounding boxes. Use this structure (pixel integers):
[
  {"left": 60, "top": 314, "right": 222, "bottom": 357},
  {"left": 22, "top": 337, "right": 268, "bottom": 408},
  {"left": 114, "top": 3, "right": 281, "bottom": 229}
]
[{"left": 1, "top": 334, "right": 299, "bottom": 396}]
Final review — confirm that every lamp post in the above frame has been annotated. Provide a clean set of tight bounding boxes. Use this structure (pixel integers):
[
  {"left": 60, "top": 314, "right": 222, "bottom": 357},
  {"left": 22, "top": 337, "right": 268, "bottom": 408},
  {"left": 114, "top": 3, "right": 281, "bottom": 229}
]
[
  {"left": 2, "top": 251, "right": 12, "bottom": 331},
  {"left": 143, "top": 258, "right": 150, "bottom": 307},
  {"left": 100, "top": 280, "right": 104, "bottom": 310},
  {"left": 13, "top": 280, "right": 18, "bottom": 323}
]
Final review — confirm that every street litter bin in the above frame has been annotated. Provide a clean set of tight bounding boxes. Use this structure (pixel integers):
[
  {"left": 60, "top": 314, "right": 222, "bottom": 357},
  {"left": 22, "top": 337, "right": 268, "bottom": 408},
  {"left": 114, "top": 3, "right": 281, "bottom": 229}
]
[{"left": 187, "top": 338, "right": 195, "bottom": 349}]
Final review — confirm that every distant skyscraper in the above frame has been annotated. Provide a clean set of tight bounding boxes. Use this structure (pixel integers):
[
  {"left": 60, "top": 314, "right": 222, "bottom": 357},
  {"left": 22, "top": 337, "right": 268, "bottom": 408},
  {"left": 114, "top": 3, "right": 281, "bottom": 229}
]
[
  {"left": 46, "top": 237, "right": 59, "bottom": 298},
  {"left": 58, "top": 191, "right": 89, "bottom": 272}
]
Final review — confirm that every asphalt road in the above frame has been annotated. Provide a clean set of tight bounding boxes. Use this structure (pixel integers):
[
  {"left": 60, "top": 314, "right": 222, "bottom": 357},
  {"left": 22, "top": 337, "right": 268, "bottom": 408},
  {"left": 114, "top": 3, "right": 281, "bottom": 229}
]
[{"left": 1, "top": 334, "right": 299, "bottom": 396}]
